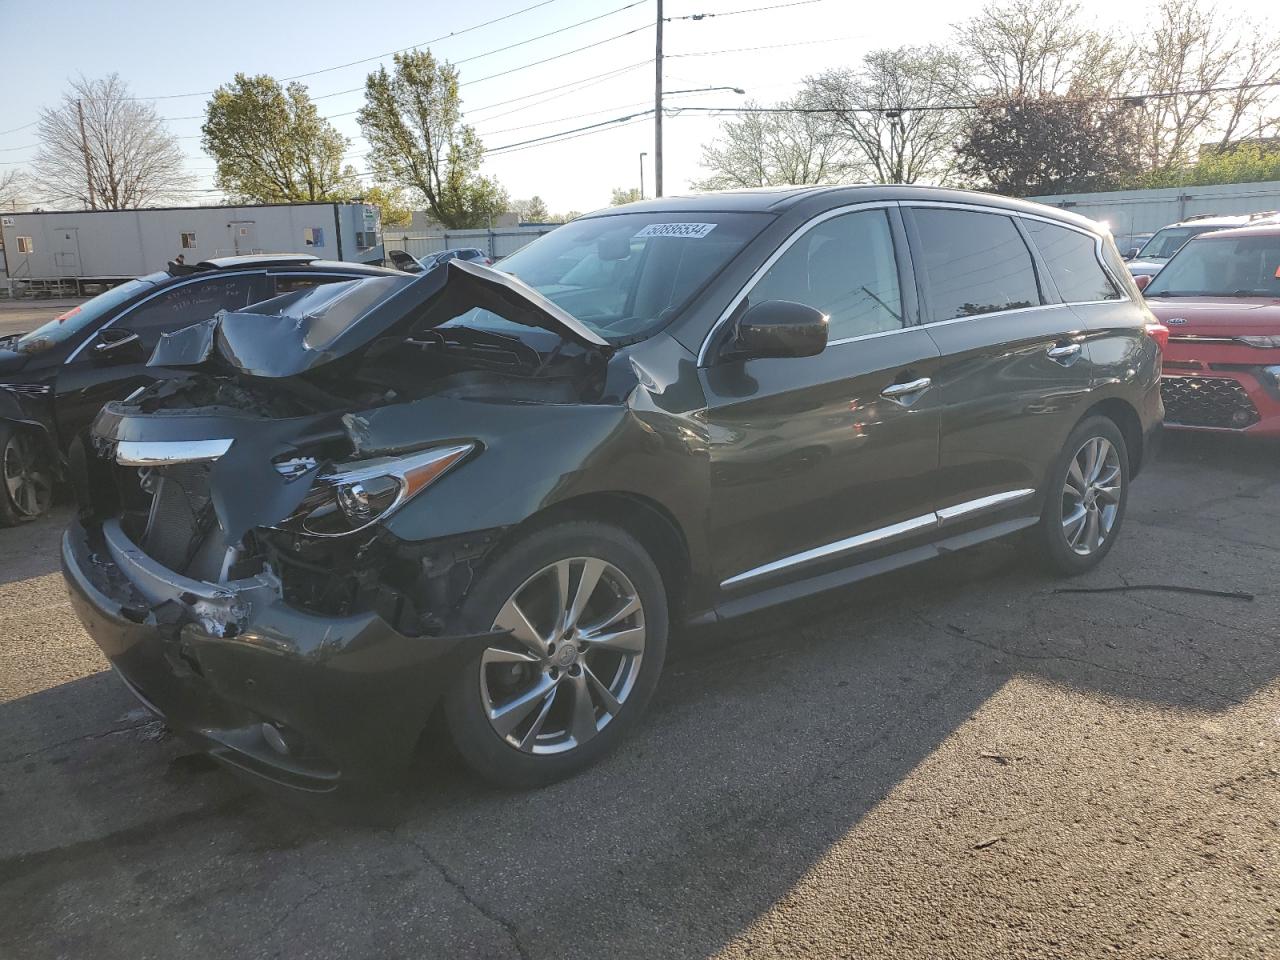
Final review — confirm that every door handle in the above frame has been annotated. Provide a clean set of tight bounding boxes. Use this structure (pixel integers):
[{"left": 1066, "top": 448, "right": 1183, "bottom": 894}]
[
  {"left": 881, "top": 377, "right": 932, "bottom": 400},
  {"left": 1047, "top": 343, "right": 1081, "bottom": 363}
]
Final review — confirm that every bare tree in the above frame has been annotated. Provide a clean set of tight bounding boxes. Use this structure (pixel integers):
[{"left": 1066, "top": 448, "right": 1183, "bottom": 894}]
[
  {"left": 955, "top": 0, "right": 1106, "bottom": 97},
  {"left": 1128, "top": 0, "right": 1280, "bottom": 169},
  {"left": 34, "top": 74, "right": 192, "bottom": 209},
  {"left": 805, "top": 46, "right": 966, "bottom": 185},
  {"left": 692, "top": 97, "right": 853, "bottom": 190},
  {"left": 0, "top": 169, "right": 29, "bottom": 211}
]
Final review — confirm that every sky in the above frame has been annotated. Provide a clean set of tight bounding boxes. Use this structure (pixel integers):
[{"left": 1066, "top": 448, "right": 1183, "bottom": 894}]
[{"left": 0, "top": 0, "right": 1277, "bottom": 216}]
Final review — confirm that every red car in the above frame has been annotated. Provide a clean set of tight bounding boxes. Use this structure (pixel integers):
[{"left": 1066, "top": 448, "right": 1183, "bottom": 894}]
[{"left": 1137, "top": 223, "right": 1280, "bottom": 436}]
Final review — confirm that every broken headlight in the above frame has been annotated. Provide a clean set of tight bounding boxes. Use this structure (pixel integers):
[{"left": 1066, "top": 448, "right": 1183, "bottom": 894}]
[{"left": 285, "top": 443, "right": 474, "bottom": 537}]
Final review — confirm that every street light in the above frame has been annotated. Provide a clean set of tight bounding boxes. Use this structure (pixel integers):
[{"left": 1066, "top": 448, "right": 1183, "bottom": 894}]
[{"left": 666, "top": 86, "right": 746, "bottom": 96}]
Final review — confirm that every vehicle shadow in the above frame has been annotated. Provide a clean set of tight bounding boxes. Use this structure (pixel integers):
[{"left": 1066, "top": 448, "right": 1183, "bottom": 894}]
[{"left": 1, "top": 432, "right": 1278, "bottom": 959}]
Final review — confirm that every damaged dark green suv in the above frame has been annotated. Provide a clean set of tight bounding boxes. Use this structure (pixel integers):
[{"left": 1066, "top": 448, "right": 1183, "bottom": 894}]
[{"left": 63, "top": 186, "right": 1164, "bottom": 791}]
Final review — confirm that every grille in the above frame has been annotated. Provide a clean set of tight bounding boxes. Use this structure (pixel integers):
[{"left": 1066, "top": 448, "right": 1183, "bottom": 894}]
[
  {"left": 1161, "top": 376, "right": 1260, "bottom": 429},
  {"left": 134, "top": 463, "right": 214, "bottom": 571}
]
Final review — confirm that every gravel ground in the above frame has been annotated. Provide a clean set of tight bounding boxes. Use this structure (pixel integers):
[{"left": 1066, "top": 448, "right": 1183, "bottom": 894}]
[{"left": 0, "top": 431, "right": 1277, "bottom": 960}]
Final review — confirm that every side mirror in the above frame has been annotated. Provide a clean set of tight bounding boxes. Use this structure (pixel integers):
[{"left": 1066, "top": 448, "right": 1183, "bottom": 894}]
[
  {"left": 92, "top": 328, "right": 143, "bottom": 363},
  {"left": 728, "top": 300, "right": 828, "bottom": 360},
  {"left": 1125, "top": 247, "right": 1140, "bottom": 260},
  {"left": 1133, "top": 274, "right": 1153, "bottom": 292}
]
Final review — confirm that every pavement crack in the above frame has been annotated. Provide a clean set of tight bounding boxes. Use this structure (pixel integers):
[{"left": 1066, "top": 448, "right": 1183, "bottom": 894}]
[
  {"left": 406, "top": 835, "right": 531, "bottom": 960},
  {"left": 913, "top": 614, "right": 1245, "bottom": 707},
  {"left": 0, "top": 719, "right": 164, "bottom": 766}
]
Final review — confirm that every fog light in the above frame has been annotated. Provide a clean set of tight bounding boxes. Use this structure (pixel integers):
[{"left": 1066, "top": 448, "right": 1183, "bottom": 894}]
[
  {"left": 261, "top": 722, "right": 302, "bottom": 756},
  {"left": 1232, "top": 409, "right": 1253, "bottom": 426}
]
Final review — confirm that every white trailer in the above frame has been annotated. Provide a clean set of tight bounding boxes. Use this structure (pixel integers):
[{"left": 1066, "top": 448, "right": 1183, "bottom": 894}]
[{"left": 0, "top": 202, "right": 383, "bottom": 293}]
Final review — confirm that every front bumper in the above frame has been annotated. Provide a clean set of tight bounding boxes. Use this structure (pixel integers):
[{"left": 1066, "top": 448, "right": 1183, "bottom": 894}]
[
  {"left": 1160, "top": 368, "right": 1280, "bottom": 436},
  {"left": 62, "top": 518, "right": 480, "bottom": 791}
]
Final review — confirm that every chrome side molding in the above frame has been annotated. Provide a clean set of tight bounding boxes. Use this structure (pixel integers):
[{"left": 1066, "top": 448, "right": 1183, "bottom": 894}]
[{"left": 722, "top": 488, "right": 1035, "bottom": 589}]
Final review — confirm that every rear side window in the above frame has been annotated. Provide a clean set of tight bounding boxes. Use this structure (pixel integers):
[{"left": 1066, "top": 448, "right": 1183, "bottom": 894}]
[
  {"left": 120, "top": 274, "right": 268, "bottom": 348},
  {"left": 1023, "top": 220, "right": 1120, "bottom": 303},
  {"left": 749, "top": 209, "right": 904, "bottom": 340},
  {"left": 909, "top": 209, "right": 1042, "bottom": 322}
]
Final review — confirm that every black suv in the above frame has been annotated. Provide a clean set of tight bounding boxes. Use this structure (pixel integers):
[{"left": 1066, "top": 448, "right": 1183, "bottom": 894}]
[
  {"left": 0, "top": 255, "right": 396, "bottom": 524},
  {"left": 62, "top": 186, "right": 1164, "bottom": 792}
]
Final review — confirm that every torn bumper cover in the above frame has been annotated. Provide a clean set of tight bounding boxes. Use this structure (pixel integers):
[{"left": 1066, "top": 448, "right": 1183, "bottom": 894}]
[{"left": 62, "top": 517, "right": 482, "bottom": 791}]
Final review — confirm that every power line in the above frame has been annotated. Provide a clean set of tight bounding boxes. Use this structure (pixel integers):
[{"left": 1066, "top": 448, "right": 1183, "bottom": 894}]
[
  {"left": 283, "top": 0, "right": 563, "bottom": 82},
  {"left": 295, "top": 20, "right": 652, "bottom": 102},
  {"left": 668, "top": 34, "right": 858, "bottom": 58},
  {"left": 466, "top": 60, "right": 652, "bottom": 116},
  {"left": 0, "top": 1, "right": 645, "bottom": 132},
  {"left": 665, "top": 0, "right": 826, "bottom": 21},
  {"left": 668, "top": 76, "right": 1280, "bottom": 115},
  {"left": 0, "top": 120, "right": 38, "bottom": 136},
  {"left": 484, "top": 109, "right": 655, "bottom": 154},
  {"left": 487, "top": 114, "right": 655, "bottom": 157},
  {"left": 83, "top": 0, "right": 571, "bottom": 101},
  {"left": 462, "top": 23, "right": 652, "bottom": 87}
]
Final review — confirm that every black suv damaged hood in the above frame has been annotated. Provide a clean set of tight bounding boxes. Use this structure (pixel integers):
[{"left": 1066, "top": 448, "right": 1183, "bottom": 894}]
[{"left": 149, "top": 258, "right": 610, "bottom": 378}]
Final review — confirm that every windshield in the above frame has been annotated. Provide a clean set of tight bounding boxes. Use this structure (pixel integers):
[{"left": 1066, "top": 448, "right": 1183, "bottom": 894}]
[
  {"left": 447, "top": 211, "right": 771, "bottom": 342},
  {"left": 11, "top": 275, "right": 161, "bottom": 355},
  {"left": 1145, "top": 234, "right": 1280, "bottom": 298},
  {"left": 1138, "top": 225, "right": 1218, "bottom": 260}
]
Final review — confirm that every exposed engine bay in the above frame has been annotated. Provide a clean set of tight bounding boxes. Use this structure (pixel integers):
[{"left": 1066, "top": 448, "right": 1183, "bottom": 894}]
[{"left": 75, "top": 261, "right": 623, "bottom": 639}]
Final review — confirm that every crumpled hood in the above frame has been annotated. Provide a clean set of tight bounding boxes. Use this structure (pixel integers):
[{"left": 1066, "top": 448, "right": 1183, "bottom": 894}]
[{"left": 148, "top": 258, "right": 609, "bottom": 378}]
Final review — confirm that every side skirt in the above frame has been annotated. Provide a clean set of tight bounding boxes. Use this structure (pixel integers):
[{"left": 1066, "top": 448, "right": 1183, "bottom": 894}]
[{"left": 705, "top": 516, "right": 1038, "bottom": 624}]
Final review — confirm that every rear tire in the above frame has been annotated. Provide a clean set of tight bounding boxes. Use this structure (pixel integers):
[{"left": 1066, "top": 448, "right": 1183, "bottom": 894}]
[
  {"left": 1029, "top": 415, "right": 1129, "bottom": 575},
  {"left": 0, "top": 422, "right": 55, "bottom": 526},
  {"left": 443, "top": 521, "right": 668, "bottom": 788}
]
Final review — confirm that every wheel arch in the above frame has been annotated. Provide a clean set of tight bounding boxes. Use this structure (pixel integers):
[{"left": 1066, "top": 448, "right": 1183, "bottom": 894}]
[
  {"left": 1081, "top": 397, "right": 1145, "bottom": 476},
  {"left": 493, "top": 491, "right": 694, "bottom": 620}
]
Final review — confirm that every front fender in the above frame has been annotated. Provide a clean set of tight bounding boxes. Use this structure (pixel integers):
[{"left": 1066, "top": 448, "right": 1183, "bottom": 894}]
[
  {"left": 0, "top": 388, "right": 62, "bottom": 471},
  {"left": 357, "top": 394, "right": 711, "bottom": 588}
]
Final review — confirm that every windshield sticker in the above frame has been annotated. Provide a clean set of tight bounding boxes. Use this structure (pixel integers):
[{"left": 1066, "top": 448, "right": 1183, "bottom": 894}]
[{"left": 634, "top": 222, "right": 718, "bottom": 239}]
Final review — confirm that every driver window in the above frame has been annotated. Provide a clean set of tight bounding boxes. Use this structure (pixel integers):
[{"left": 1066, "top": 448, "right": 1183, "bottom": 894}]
[
  {"left": 749, "top": 209, "right": 904, "bottom": 340},
  {"left": 117, "top": 274, "right": 269, "bottom": 349}
]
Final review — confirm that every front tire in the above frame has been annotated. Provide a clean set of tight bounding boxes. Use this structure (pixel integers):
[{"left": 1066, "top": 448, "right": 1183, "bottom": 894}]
[
  {"left": 1030, "top": 415, "right": 1129, "bottom": 575},
  {"left": 443, "top": 521, "right": 668, "bottom": 788},
  {"left": 0, "top": 422, "right": 54, "bottom": 526}
]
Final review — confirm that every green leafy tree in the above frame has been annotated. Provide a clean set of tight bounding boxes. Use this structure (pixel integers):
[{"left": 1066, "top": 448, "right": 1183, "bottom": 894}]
[
  {"left": 610, "top": 187, "right": 643, "bottom": 205},
  {"left": 956, "top": 94, "right": 1142, "bottom": 196},
  {"left": 202, "top": 74, "right": 354, "bottom": 203},
  {"left": 358, "top": 51, "right": 508, "bottom": 229},
  {"left": 361, "top": 184, "right": 414, "bottom": 228},
  {"left": 512, "top": 196, "right": 551, "bottom": 222},
  {"left": 1130, "top": 143, "right": 1280, "bottom": 188}
]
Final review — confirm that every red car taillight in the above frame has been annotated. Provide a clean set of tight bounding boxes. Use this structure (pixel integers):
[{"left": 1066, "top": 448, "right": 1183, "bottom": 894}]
[{"left": 1145, "top": 322, "right": 1169, "bottom": 351}]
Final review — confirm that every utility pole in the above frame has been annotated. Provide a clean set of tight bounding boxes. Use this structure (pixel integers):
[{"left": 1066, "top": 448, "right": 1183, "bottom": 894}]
[
  {"left": 640, "top": 151, "right": 647, "bottom": 198},
  {"left": 654, "top": 0, "right": 664, "bottom": 197},
  {"left": 76, "top": 99, "right": 97, "bottom": 211}
]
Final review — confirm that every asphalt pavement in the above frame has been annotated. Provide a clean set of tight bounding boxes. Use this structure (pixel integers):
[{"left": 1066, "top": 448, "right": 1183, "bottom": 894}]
[
  {"left": 1, "top": 431, "right": 1278, "bottom": 960},
  {"left": 0, "top": 298, "right": 88, "bottom": 339}
]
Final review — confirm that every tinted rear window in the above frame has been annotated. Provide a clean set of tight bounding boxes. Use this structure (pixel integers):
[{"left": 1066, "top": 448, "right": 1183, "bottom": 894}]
[
  {"left": 1023, "top": 220, "right": 1119, "bottom": 303},
  {"left": 910, "top": 209, "right": 1042, "bottom": 321}
]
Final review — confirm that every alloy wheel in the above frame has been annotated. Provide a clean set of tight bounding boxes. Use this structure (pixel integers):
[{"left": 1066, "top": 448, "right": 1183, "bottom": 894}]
[
  {"left": 1060, "top": 436, "right": 1122, "bottom": 556},
  {"left": 480, "top": 557, "right": 646, "bottom": 755},
  {"left": 3, "top": 432, "right": 52, "bottom": 518}
]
